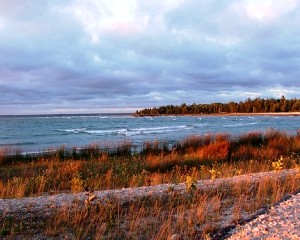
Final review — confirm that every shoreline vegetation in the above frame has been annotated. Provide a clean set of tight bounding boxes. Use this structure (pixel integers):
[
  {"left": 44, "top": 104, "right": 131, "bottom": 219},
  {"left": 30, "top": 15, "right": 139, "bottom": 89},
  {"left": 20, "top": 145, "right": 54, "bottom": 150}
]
[
  {"left": 1, "top": 129, "right": 300, "bottom": 238},
  {"left": 133, "top": 111, "right": 300, "bottom": 117},
  {"left": 134, "top": 96, "right": 300, "bottom": 116}
]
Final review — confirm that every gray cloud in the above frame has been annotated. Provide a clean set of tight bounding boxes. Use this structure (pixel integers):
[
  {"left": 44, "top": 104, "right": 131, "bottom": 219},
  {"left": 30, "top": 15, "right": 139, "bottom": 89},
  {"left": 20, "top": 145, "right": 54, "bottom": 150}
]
[{"left": 1, "top": 0, "right": 300, "bottom": 114}]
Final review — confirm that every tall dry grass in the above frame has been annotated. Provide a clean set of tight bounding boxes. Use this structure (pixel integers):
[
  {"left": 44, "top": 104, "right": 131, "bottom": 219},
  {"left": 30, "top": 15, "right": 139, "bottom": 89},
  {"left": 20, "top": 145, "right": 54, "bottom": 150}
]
[
  {"left": 1, "top": 169, "right": 299, "bottom": 239},
  {"left": 1, "top": 130, "right": 300, "bottom": 199}
]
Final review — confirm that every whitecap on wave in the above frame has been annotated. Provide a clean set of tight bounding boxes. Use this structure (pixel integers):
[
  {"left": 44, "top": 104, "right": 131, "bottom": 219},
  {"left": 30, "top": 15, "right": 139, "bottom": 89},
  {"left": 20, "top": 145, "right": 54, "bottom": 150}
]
[{"left": 224, "top": 122, "right": 258, "bottom": 127}]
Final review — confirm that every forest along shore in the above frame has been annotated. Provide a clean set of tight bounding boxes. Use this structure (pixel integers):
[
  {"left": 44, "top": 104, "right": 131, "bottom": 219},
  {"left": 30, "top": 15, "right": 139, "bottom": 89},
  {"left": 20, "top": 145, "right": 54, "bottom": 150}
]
[
  {"left": 133, "top": 112, "right": 300, "bottom": 117},
  {"left": 135, "top": 96, "right": 300, "bottom": 116}
]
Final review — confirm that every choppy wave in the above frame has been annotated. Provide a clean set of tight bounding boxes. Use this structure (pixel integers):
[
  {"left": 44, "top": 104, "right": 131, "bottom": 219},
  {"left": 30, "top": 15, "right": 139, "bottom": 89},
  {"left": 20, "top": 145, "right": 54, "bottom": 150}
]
[
  {"left": 84, "top": 129, "right": 128, "bottom": 135},
  {"left": 130, "top": 125, "right": 192, "bottom": 135},
  {"left": 57, "top": 128, "right": 87, "bottom": 134},
  {"left": 192, "top": 123, "right": 207, "bottom": 127},
  {"left": 56, "top": 125, "right": 193, "bottom": 137},
  {"left": 224, "top": 122, "right": 258, "bottom": 127}
]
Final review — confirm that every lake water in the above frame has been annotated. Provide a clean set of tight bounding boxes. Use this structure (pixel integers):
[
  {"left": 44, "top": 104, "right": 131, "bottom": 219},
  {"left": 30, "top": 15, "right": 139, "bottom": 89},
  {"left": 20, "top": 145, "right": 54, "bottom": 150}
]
[{"left": 0, "top": 114, "right": 299, "bottom": 153}]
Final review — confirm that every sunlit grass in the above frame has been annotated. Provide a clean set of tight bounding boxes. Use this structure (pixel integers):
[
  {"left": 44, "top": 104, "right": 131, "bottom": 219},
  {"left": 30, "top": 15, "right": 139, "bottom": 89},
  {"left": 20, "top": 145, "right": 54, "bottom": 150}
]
[{"left": 1, "top": 129, "right": 300, "bottom": 238}]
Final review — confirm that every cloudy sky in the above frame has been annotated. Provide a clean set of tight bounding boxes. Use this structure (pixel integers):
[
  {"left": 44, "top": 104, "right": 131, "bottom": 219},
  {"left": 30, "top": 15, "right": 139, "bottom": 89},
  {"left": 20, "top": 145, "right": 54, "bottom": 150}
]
[{"left": 1, "top": 0, "right": 300, "bottom": 114}]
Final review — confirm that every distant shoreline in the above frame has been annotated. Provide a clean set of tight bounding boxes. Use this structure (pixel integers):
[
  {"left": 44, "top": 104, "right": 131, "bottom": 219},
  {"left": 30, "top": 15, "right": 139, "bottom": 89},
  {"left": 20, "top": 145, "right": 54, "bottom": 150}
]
[
  {"left": 133, "top": 112, "right": 300, "bottom": 117},
  {"left": 2, "top": 112, "right": 300, "bottom": 117}
]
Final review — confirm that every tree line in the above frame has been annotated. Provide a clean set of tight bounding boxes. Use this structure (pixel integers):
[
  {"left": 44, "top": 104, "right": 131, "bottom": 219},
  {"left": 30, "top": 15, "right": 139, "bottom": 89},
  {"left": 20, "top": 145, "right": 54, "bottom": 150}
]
[{"left": 136, "top": 96, "right": 300, "bottom": 115}]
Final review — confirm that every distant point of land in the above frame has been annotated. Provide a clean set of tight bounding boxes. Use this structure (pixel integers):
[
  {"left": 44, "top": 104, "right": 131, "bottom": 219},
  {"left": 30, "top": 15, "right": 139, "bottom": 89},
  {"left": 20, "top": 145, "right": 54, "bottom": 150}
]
[{"left": 135, "top": 96, "right": 300, "bottom": 117}]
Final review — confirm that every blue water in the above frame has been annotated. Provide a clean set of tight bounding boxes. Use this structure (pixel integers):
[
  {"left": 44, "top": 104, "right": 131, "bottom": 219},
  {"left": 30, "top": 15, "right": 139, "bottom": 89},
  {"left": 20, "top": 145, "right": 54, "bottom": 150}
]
[{"left": 0, "top": 114, "right": 299, "bottom": 153}]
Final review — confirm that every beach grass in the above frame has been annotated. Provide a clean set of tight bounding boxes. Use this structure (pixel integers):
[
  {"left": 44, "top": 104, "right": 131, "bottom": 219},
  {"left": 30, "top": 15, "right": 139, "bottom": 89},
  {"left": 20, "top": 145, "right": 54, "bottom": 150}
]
[
  {"left": 1, "top": 129, "right": 300, "bottom": 238},
  {"left": 1, "top": 129, "right": 300, "bottom": 197}
]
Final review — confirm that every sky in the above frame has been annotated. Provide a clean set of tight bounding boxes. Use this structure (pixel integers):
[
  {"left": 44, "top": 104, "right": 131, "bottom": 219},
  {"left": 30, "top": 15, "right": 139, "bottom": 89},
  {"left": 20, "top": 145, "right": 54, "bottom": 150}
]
[{"left": 1, "top": 0, "right": 300, "bottom": 115}]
